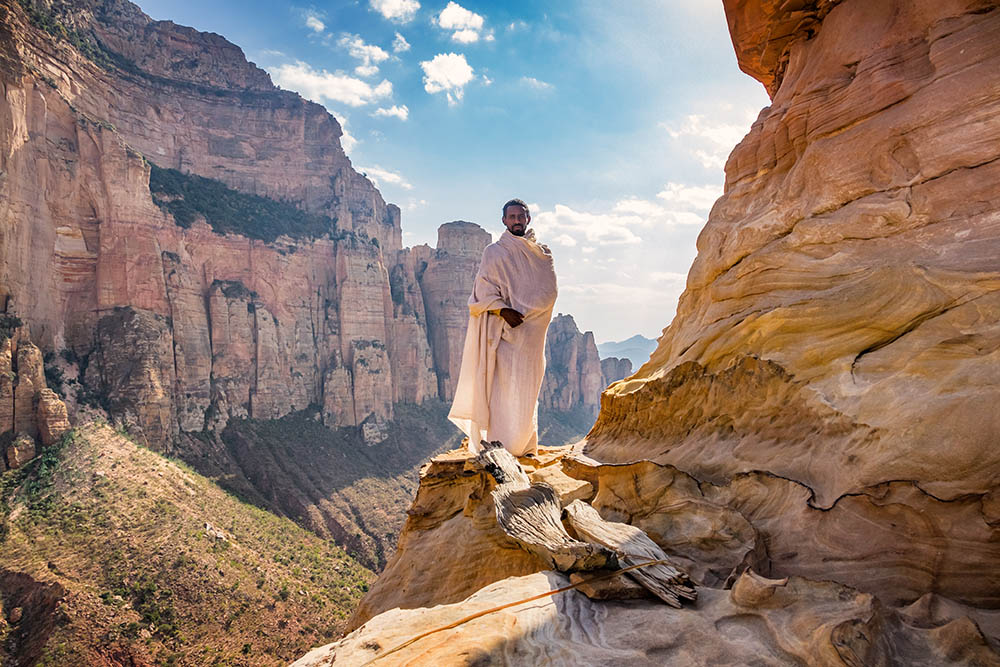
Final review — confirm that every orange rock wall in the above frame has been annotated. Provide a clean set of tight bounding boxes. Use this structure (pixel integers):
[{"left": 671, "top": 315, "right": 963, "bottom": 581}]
[{"left": 587, "top": 0, "right": 1000, "bottom": 609}]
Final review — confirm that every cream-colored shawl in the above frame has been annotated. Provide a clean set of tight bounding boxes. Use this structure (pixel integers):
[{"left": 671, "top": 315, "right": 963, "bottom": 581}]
[{"left": 448, "top": 230, "right": 558, "bottom": 456}]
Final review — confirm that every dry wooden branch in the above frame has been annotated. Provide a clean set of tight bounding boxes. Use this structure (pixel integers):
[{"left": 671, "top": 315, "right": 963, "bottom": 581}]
[
  {"left": 565, "top": 500, "right": 697, "bottom": 608},
  {"left": 476, "top": 442, "right": 614, "bottom": 571}
]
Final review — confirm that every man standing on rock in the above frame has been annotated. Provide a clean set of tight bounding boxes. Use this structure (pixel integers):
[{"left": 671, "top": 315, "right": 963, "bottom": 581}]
[{"left": 449, "top": 199, "right": 558, "bottom": 456}]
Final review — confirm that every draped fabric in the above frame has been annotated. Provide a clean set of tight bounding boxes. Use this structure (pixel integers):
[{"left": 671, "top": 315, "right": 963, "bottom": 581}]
[{"left": 448, "top": 230, "right": 558, "bottom": 456}]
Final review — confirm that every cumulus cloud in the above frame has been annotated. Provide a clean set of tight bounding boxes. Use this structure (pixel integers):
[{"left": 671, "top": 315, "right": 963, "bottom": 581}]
[
  {"left": 339, "top": 34, "right": 389, "bottom": 77},
  {"left": 373, "top": 104, "right": 409, "bottom": 120},
  {"left": 520, "top": 76, "right": 553, "bottom": 91},
  {"left": 305, "top": 15, "right": 325, "bottom": 32},
  {"left": 339, "top": 123, "right": 358, "bottom": 153},
  {"left": 269, "top": 61, "right": 392, "bottom": 107},
  {"left": 435, "top": 2, "right": 488, "bottom": 43},
  {"left": 359, "top": 165, "right": 413, "bottom": 190},
  {"left": 420, "top": 52, "right": 474, "bottom": 105},
  {"left": 660, "top": 110, "right": 757, "bottom": 170},
  {"left": 392, "top": 32, "right": 411, "bottom": 52},
  {"left": 532, "top": 204, "right": 644, "bottom": 246},
  {"left": 656, "top": 182, "right": 722, "bottom": 212},
  {"left": 370, "top": 0, "right": 420, "bottom": 23}
]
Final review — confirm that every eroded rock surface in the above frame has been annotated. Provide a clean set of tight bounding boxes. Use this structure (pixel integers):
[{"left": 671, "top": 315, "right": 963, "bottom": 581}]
[
  {"left": 584, "top": 0, "right": 1000, "bottom": 606},
  {"left": 304, "top": 449, "right": 1000, "bottom": 665}
]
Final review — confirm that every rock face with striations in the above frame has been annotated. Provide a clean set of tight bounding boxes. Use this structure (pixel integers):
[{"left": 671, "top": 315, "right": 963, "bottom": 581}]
[
  {"left": 297, "top": 0, "right": 1000, "bottom": 663},
  {"left": 415, "top": 221, "right": 492, "bottom": 401},
  {"left": 539, "top": 314, "right": 621, "bottom": 419},
  {"left": 586, "top": 0, "right": 1000, "bottom": 605}
]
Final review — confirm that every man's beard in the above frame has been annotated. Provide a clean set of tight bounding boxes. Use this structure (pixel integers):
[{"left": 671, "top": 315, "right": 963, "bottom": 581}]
[{"left": 510, "top": 225, "right": 526, "bottom": 236}]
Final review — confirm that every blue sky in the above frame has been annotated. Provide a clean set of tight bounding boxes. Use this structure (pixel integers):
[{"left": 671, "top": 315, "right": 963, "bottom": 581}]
[{"left": 137, "top": 0, "right": 769, "bottom": 343}]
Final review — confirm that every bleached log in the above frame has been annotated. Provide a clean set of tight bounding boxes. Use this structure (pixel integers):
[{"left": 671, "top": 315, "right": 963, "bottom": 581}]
[
  {"left": 565, "top": 500, "right": 697, "bottom": 608},
  {"left": 476, "top": 442, "right": 613, "bottom": 572}
]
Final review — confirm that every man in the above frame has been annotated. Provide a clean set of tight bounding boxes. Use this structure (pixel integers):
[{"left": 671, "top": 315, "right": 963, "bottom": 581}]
[{"left": 449, "top": 199, "right": 558, "bottom": 456}]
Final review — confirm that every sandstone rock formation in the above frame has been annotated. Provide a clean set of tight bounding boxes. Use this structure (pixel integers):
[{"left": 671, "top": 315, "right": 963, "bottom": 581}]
[
  {"left": 298, "top": 0, "right": 1000, "bottom": 663},
  {"left": 599, "top": 356, "right": 632, "bottom": 386},
  {"left": 583, "top": 0, "right": 1000, "bottom": 606},
  {"left": 416, "top": 221, "right": 492, "bottom": 401},
  {"left": 0, "top": 324, "right": 71, "bottom": 470},
  {"left": 540, "top": 314, "right": 605, "bottom": 418},
  {"left": 305, "top": 446, "right": 1000, "bottom": 665}
]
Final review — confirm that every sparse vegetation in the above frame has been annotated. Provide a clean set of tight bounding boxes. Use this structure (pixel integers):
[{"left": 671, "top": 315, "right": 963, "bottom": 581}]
[
  {"left": 148, "top": 163, "right": 338, "bottom": 243},
  {"left": 0, "top": 314, "right": 22, "bottom": 342},
  {"left": 0, "top": 423, "right": 374, "bottom": 665}
]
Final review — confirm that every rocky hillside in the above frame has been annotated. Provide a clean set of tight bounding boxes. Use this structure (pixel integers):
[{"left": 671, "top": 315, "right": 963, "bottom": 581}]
[
  {"left": 1, "top": 422, "right": 374, "bottom": 666},
  {"left": 296, "top": 0, "right": 1000, "bottom": 663}
]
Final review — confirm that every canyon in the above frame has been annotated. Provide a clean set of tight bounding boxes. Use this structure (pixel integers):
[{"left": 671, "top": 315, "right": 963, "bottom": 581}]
[
  {"left": 303, "top": 0, "right": 1000, "bottom": 664},
  {"left": 0, "top": 0, "right": 620, "bottom": 460}
]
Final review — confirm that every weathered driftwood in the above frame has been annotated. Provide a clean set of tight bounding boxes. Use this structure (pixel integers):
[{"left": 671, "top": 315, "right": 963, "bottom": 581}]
[
  {"left": 565, "top": 500, "right": 697, "bottom": 608},
  {"left": 476, "top": 442, "right": 614, "bottom": 572}
]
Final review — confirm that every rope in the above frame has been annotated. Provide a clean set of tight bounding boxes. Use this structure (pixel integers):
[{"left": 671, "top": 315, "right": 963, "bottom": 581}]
[{"left": 358, "top": 559, "right": 674, "bottom": 666}]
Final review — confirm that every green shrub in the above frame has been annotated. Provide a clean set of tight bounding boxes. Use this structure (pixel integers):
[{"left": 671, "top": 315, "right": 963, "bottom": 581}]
[{"left": 148, "top": 163, "right": 338, "bottom": 243}]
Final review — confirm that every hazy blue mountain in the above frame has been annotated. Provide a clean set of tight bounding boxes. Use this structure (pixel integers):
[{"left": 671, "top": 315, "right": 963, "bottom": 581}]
[{"left": 597, "top": 334, "right": 658, "bottom": 369}]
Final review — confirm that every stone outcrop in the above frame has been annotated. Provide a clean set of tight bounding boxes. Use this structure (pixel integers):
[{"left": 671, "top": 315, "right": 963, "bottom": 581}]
[
  {"left": 586, "top": 0, "right": 1000, "bottom": 555},
  {"left": 416, "top": 221, "right": 492, "bottom": 401},
  {"left": 600, "top": 356, "right": 631, "bottom": 386},
  {"left": 35, "top": 388, "right": 69, "bottom": 446},
  {"left": 305, "top": 446, "right": 1000, "bottom": 664},
  {"left": 301, "top": 0, "right": 1000, "bottom": 663},
  {"left": 0, "top": 325, "right": 71, "bottom": 470},
  {"left": 539, "top": 314, "right": 605, "bottom": 418}
]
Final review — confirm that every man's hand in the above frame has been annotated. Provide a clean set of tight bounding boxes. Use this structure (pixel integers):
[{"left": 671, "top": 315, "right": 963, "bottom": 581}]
[{"left": 498, "top": 308, "right": 524, "bottom": 328}]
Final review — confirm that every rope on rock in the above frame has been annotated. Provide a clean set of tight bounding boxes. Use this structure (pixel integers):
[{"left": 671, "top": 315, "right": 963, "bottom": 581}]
[{"left": 359, "top": 559, "right": 674, "bottom": 666}]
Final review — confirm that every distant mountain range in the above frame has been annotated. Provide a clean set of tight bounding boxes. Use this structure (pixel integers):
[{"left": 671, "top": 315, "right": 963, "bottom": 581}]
[{"left": 597, "top": 334, "right": 658, "bottom": 369}]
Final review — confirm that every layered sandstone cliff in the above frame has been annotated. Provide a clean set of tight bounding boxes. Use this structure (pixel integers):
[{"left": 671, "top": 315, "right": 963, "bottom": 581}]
[{"left": 301, "top": 0, "right": 1000, "bottom": 663}]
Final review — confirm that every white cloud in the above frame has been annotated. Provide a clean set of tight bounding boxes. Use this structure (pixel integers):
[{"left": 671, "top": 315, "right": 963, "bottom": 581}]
[
  {"left": 392, "top": 32, "right": 411, "bottom": 52},
  {"left": 660, "top": 111, "right": 756, "bottom": 170},
  {"left": 656, "top": 182, "right": 722, "bottom": 212},
  {"left": 340, "top": 124, "right": 358, "bottom": 153},
  {"left": 532, "top": 204, "right": 644, "bottom": 246},
  {"left": 435, "top": 2, "right": 487, "bottom": 43},
  {"left": 269, "top": 61, "right": 392, "bottom": 107},
  {"left": 452, "top": 28, "right": 480, "bottom": 43},
  {"left": 339, "top": 34, "right": 389, "bottom": 77},
  {"left": 520, "top": 76, "right": 553, "bottom": 91},
  {"left": 370, "top": 0, "right": 420, "bottom": 23},
  {"left": 373, "top": 104, "right": 409, "bottom": 120},
  {"left": 305, "top": 15, "right": 325, "bottom": 32},
  {"left": 359, "top": 165, "right": 413, "bottom": 190},
  {"left": 481, "top": 74, "right": 493, "bottom": 85},
  {"left": 420, "top": 52, "right": 474, "bottom": 105}
]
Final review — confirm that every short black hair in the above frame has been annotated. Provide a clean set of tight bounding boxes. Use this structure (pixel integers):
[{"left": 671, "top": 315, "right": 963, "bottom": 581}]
[{"left": 502, "top": 199, "right": 529, "bottom": 217}]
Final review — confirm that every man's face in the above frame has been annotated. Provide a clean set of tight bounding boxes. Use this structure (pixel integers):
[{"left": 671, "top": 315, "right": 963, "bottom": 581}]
[{"left": 503, "top": 205, "right": 530, "bottom": 236}]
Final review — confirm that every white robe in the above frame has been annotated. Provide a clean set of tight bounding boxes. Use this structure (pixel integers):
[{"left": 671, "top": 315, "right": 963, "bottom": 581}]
[{"left": 448, "top": 230, "right": 558, "bottom": 456}]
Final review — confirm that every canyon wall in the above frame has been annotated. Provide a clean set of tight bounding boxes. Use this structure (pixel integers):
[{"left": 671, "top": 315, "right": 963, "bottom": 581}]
[{"left": 0, "top": 0, "right": 620, "bottom": 471}]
